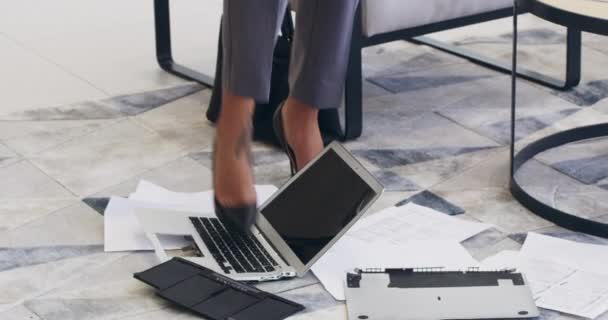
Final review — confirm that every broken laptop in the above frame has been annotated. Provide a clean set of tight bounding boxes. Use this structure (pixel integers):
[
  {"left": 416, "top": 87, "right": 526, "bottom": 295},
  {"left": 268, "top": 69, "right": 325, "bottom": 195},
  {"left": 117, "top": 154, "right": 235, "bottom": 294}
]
[{"left": 135, "top": 141, "right": 384, "bottom": 282}]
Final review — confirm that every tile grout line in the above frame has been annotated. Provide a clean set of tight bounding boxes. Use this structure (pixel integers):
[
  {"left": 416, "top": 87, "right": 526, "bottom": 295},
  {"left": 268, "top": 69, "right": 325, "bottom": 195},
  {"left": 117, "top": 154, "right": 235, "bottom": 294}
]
[
  {"left": 25, "top": 158, "right": 80, "bottom": 198},
  {"left": 1, "top": 33, "right": 112, "bottom": 98},
  {"left": 24, "top": 118, "right": 128, "bottom": 159}
]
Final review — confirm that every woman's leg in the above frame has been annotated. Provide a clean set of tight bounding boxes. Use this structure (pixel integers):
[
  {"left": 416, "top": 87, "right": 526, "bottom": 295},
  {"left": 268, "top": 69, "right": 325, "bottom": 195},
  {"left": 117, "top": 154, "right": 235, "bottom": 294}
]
[
  {"left": 282, "top": 0, "right": 360, "bottom": 169},
  {"left": 215, "top": 0, "right": 287, "bottom": 206}
]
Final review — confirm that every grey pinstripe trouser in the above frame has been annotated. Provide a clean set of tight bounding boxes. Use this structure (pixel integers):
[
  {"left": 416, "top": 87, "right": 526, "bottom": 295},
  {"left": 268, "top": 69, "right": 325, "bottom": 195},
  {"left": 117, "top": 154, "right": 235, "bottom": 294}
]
[{"left": 222, "top": 0, "right": 359, "bottom": 109}]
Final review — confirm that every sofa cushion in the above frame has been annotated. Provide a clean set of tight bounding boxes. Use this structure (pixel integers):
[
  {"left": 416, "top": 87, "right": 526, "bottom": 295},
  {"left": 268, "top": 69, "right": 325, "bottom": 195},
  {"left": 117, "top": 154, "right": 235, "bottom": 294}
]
[{"left": 362, "top": 0, "right": 513, "bottom": 37}]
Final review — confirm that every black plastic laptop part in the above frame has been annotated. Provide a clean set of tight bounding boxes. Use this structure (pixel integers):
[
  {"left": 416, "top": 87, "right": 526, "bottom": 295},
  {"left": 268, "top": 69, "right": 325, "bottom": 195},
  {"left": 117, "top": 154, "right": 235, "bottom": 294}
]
[{"left": 134, "top": 257, "right": 305, "bottom": 320}]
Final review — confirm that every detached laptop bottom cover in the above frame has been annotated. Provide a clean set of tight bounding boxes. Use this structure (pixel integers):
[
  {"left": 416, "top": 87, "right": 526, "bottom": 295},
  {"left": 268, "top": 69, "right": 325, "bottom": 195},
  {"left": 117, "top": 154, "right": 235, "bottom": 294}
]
[{"left": 345, "top": 268, "right": 539, "bottom": 320}]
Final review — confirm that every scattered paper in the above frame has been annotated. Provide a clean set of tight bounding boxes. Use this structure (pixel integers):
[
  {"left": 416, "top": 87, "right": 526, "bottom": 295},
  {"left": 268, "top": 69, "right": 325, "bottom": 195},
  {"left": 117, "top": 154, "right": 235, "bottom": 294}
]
[
  {"left": 536, "top": 271, "right": 608, "bottom": 319},
  {"left": 104, "top": 197, "right": 192, "bottom": 252},
  {"left": 520, "top": 233, "right": 608, "bottom": 276},
  {"left": 482, "top": 234, "right": 608, "bottom": 319},
  {"left": 348, "top": 203, "right": 491, "bottom": 244},
  {"left": 103, "top": 180, "right": 277, "bottom": 252},
  {"left": 312, "top": 203, "right": 489, "bottom": 300},
  {"left": 129, "top": 180, "right": 279, "bottom": 210}
]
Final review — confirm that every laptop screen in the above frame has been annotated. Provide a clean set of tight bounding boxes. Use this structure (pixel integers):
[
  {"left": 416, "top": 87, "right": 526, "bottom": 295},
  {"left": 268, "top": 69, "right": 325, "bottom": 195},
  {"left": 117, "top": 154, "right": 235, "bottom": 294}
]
[{"left": 260, "top": 148, "right": 376, "bottom": 265}]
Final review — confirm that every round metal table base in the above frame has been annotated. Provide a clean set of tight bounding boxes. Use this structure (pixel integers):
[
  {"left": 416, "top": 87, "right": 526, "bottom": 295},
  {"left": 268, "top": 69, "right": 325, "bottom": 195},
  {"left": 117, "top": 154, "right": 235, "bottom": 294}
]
[{"left": 510, "top": 123, "right": 608, "bottom": 239}]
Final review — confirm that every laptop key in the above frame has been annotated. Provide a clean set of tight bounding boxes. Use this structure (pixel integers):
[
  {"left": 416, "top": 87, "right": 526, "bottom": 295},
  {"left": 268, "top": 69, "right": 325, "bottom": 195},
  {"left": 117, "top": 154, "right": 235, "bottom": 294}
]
[
  {"left": 210, "top": 219, "right": 256, "bottom": 273},
  {"left": 220, "top": 221, "right": 269, "bottom": 273},
  {"left": 250, "top": 236, "right": 279, "bottom": 267},
  {"left": 189, "top": 217, "right": 231, "bottom": 274},
  {"left": 202, "top": 219, "right": 245, "bottom": 274}
]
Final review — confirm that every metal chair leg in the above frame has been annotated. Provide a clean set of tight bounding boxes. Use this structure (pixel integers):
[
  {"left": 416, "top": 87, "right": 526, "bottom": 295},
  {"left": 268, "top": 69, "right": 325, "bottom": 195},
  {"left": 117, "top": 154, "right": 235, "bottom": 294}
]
[
  {"left": 343, "top": 4, "right": 364, "bottom": 141},
  {"left": 409, "top": 26, "right": 582, "bottom": 91},
  {"left": 154, "top": 0, "right": 215, "bottom": 86}
]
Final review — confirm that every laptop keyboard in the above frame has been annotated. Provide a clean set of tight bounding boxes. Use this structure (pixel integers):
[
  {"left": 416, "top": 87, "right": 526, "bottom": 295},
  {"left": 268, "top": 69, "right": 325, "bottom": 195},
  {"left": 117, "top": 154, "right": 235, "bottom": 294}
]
[{"left": 189, "top": 217, "right": 278, "bottom": 274}]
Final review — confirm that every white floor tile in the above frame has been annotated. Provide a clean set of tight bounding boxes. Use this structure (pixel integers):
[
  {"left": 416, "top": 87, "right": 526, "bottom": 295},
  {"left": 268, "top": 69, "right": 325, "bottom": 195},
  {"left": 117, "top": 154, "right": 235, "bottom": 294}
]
[
  {"left": 29, "top": 119, "right": 187, "bottom": 196},
  {"left": 0, "top": 35, "right": 107, "bottom": 117},
  {"left": 0, "top": 160, "right": 75, "bottom": 199},
  {"left": 0, "top": 0, "right": 221, "bottom": 96}
]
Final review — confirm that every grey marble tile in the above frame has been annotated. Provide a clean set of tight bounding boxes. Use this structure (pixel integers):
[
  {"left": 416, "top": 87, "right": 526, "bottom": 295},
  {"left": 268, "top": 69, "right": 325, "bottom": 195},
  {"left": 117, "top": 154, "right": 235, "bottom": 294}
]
[
  {"left": 593, "top": 98, "right": 608, "bottom": 114},
  {"left": 0, "top": 199, "right": 75, "bottom": 232},
  {"left": 435, "top": 23, "right": 608, "bottom": 86},
  {"left": 536, "top": 137, "right": 608, "bottom": 187},
  {"left": 104, "top": 83, "right": 203, "bottom": 116},
  {"left": 1, "top": 84, "right": 203, "bottom": 122},
  {"left": 288, "top": 305, "right": 346, "bottom": 320},
  {"left": 134, "top": 90, "right": 215, "bottom": 153},
  {"left": 29, "top": 119, "right": 187, "bottom": 196},
  {"left": 190, "top": 148, "right": 285, "bottom": 169},
  {"left": 0, "top": 202, "right": 103, "bottom": 247},
  {"left": 438, "top": 79, "right": 582, "bottom": 145},
  {"left": 0, "top": 245, "right": 103, "bottom": 272},
  {"left": 396, "top": 190, "right": 465, "bottom": 216},
  {"left": 361, "top": 63, "right": 503, "bottom": 116},
  {"left": 363, "top": 191, "right": 420, "bottom": 219},
  {"left": 117, "top": 307, "right": 201, "bottom": 320},
  {"left": 555, "top": 80, "right": 608, "bottom": 107},
  {"left": 0, "top": 143, "right": 19, "bottom": 167},
  {"left": 515, "top": 107, "right": 608, "bottom": 150},
  {"left": 81, "top": 197, "right": 109, "bottom": 215},
  {"left": 0, "top": 251, "right": 126, "bottom": 305},
  {"left": 190, "top": 149, "right": 292, "bottom": 188},
  {"left": 509, "top": 225, "right": 608, "bottom": 246},
  {"left": 434, "top": 188, "right": 554, "bottom": 234},
  {"left": 372, "top": 170, "right": 419, "bottom": 192},
  {"left": 515, "top": 160, "right": 608, "bottom": 219},
  {"left": 0, "top": 119, "right": 115, "bottom": 156},
  {"left": 362, "top": 80, "right": 392, "bottom": 99},
  {"left": 278, "top": 284, "right": 341, "bottom": 317},
  {"left": 40, "top": 252, "right": 159, "bottom": 298},
  {"left": 353, "top": 146, "right": 496, "bottom": 169},
  {"left": 2, "top": 100, "right": 123, "bottom": 121},
  {"left": 256, "top": 273, "right": 320, "bottom": 295},
  {"left": 0, "top": 160, "right": 75, "bottom": 199},
  {"left": 370, "top": 72, "right": 493, "bottom": 94},
  {"left": 383, "top": 146, "right": 501, "bottom": 191},
  {"left": 552, "top": 154, "right": 608, "bottom": 185},
  {"left": 24, "top": 290, "right": 164, "bottom": 320},
  {"left": 92, "top": 156, "right": 212, "bottom": 198},
  {"left": 467, "top": 237, "right": 522, "bottom": 262},
  {"left": 0, "top": 304, "right": 42, "bottom": 320},
  {"left": 362, "top": 41, "right": 463, "bottom": 77}
]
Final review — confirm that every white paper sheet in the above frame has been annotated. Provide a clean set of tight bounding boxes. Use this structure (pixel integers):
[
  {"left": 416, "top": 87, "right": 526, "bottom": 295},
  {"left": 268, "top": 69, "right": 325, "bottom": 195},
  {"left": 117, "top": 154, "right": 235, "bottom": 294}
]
[
  {"left": 103, "top": 180, "right": 277, "bottom": 252},
  {"left": 104, "top": 197, "right": 194, "bottom": 252},
  {"left": 312, "top": 203, "right": 488, "bottom": 300},
  {"left": 348, "top": 203, "right": 492, "bottom": 243},
  {"left": 536, "top": 271, "right": 608, "bottom": 319},
  {"left": 483, "top": 234, "right": 608, "bottom": 319},
  {"left": 311, "top": 236, "right": 479, "bottom": 300},
  {"left": 129, "top": 180, "right": 278, "bottom": 211},
  {"left": 520, "top": 233, "right": 608, "bottom": 276}
]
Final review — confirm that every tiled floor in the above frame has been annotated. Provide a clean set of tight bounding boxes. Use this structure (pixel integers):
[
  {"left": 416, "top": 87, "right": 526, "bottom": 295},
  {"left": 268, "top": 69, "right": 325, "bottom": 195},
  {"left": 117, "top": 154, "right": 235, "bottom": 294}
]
[{"left": 1, "top": 1, "right": 608, "bottom": 319}]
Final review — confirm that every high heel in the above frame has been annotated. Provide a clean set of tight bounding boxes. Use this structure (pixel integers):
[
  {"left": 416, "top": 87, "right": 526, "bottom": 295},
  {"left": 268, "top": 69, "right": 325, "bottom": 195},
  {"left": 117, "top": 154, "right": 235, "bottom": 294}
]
[
  {"left": 214, "top": 197, "right": 257, "bottom": 234},
  {"left": 273, "top": 102, "right": 298, "bottom": 176},
  {"left": 212, "top": 142, "right": 257, "bottom": 234}
]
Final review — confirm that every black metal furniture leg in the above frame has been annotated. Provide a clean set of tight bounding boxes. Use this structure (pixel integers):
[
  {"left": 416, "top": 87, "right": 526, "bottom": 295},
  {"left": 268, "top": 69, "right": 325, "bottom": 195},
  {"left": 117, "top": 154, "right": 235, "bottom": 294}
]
[
  {"left": 409, "top": 25, "right": 582, "bottom": 91},
  {"left": 509, "top": 0, "right": 608, "bottom": 238},
  {"left": 343, "top": 4, "right": 364, "bottom": 141},
  {"left": 154, "top": 0, "right": 215, "bottom": 86}
]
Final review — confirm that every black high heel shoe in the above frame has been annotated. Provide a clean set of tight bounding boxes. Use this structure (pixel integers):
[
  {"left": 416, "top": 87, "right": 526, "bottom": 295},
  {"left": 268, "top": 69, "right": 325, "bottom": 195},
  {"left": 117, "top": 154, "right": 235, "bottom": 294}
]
[
  {"left": 212, "top": 143, "right": 257, "bottom": 234},
  {"left": 273, "top": 102, "right": 298, "bottom": 176},
  {"left": 214, "top": 197, "right": 257, "bottom": 234}
]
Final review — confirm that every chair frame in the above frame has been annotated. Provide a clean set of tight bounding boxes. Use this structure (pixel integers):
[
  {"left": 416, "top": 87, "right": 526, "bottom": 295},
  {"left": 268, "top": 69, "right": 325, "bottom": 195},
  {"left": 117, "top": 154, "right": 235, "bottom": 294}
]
[{"left": 153, "top": 0, "right": 581, "bottom": 140}]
